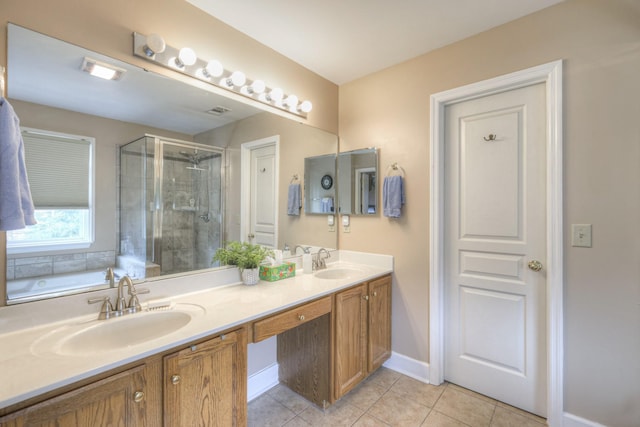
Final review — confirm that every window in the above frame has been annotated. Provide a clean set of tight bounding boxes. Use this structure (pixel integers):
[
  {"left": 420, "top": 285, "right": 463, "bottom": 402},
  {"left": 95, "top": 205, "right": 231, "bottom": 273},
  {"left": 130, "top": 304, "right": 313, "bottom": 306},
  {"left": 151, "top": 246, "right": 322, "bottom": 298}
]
[{"left": 7, "top": 128, "right": 95, "bottom": 253}]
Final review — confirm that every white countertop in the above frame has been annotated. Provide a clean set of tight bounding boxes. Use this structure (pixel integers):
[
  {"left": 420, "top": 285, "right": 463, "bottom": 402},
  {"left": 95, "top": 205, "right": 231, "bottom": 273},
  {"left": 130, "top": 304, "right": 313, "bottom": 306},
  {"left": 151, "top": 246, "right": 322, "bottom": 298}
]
[{"left": 0, "top": 250, "right": 392, "bottom": 411}]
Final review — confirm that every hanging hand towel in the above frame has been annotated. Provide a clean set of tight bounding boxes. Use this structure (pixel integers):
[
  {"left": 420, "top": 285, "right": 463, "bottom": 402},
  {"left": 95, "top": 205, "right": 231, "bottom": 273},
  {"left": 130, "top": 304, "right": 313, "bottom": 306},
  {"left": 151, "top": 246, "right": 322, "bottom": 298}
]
[
  {"left": 321, "top": 196, "right": 334, "bottom": 213},
  {"left": 287, "top": 183, "right": 301, "bottom": 216},
  {"left": 383, "top": 175, "right": 405, "bottom": 218},
  {"left": 0, "top": 97, "right": 36, "bottom": 230}
]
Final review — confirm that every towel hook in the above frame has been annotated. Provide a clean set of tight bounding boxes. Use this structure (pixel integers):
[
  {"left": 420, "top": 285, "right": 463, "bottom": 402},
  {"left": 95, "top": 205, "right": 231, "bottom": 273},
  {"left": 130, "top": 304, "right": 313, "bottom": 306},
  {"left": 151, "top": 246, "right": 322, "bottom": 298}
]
[
  {"left": 386, "top": 162, "right": 406, "bottom": 177},
  {"left": 290, "top": 174, "right": 299, "bottom": 184},
  {"left": 483, "top": 134, "right": 497, "bottom": 141}
]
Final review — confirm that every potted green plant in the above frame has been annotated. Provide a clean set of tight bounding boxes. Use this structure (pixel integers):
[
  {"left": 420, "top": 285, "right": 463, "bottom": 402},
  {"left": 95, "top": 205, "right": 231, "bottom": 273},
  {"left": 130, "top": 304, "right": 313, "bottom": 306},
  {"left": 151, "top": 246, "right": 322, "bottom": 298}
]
[{"left": 213, "top": 241, "right": 273, "bottom": 285}]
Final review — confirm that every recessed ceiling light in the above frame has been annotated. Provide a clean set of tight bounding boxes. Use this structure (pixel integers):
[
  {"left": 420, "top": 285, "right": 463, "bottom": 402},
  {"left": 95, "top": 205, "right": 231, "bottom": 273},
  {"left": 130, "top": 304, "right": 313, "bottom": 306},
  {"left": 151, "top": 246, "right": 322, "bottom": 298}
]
[{"left": 81, "top": 57, "right": 126, "bottom": 81}]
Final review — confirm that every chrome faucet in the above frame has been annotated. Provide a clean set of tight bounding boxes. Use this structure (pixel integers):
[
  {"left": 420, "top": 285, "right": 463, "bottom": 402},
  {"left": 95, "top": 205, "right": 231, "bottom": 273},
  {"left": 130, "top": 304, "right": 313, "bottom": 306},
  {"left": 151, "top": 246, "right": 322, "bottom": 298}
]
[
  {"left": 314, "top": 248, "right": 331, "bottom": 270},
  {"left": 89, "top": 275, "right": 150, "bottom": 320},
  {"left": 294, "top": 245, "right": 311, "bottom": 255},
  {"left": 116, "top": 276, "right": 131, "bottom": 314},
  {"left": 127, "top": 278, "right": 150, "bottom": 313}
]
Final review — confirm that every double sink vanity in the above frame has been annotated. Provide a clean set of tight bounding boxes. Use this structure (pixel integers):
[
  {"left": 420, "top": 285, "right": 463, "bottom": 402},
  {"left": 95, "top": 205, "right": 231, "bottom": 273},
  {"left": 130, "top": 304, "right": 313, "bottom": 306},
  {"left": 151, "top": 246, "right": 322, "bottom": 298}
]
[{"left": 0, "top": 250, "right": 392, "bottom": 426}]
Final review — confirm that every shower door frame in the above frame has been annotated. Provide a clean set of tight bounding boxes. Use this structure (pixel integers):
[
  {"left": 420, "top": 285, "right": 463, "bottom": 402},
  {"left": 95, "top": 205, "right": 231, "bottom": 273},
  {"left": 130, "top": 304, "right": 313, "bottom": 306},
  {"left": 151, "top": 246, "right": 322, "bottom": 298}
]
[{"left": 150, "top": 135, "right": 226, "bottom": 274}]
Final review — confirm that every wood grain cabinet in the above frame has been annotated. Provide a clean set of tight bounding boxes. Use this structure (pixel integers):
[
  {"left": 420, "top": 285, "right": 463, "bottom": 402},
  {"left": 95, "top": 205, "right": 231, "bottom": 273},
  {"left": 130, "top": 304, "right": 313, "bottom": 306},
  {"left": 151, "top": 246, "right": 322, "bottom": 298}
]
[
  {"left": 0, "top": 363, "right": 157, "bottom": 427},
  {"left": 0, "top": 329, "right": 246, "bottom": 427},
  {"left": 334, "top": 274, "right": 392, "bottom": 399},
  {"left": 164, "top": 328, "right": 247, "bottom": 427}
]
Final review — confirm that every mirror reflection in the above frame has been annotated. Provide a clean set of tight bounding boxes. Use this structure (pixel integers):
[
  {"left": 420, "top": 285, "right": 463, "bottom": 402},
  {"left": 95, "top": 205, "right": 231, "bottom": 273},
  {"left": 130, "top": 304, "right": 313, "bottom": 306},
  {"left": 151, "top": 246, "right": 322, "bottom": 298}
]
[
  {"left": 5, "top": 24, "right": 337, "bottom": 304},
  {"left": 304, "top": 154, "right": 336, "bottom": 214},
  {"left": 337, "top": 148, "right": 378, "bottom": 215}
]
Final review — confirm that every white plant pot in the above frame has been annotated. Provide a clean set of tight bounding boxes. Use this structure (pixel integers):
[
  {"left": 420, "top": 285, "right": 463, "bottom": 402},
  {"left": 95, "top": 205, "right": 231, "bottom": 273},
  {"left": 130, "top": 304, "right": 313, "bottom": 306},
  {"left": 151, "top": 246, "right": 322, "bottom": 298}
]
[{"left": 241, "top": 268, "right": 260, "bottom": 286}]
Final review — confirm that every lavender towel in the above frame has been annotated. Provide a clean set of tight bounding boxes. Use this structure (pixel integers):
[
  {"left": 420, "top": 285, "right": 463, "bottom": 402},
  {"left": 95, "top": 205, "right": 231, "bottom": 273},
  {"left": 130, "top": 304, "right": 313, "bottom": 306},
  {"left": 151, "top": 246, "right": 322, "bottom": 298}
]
[
  {"left": 383, "top": 175, "right": 405, "bottom": 218},
  {"left": 0, "top": 97, "right": 36, "bottom": 230},
  {"left": 287, "top": 183, "right": 301, "bottom": 216}
]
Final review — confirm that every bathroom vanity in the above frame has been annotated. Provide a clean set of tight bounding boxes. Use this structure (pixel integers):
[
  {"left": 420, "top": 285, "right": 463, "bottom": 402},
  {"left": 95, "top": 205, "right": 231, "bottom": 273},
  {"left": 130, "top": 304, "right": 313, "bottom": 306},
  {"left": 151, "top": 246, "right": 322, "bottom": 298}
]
[{"left": 0, "top": 251, "right": 392, "bottom": 426}]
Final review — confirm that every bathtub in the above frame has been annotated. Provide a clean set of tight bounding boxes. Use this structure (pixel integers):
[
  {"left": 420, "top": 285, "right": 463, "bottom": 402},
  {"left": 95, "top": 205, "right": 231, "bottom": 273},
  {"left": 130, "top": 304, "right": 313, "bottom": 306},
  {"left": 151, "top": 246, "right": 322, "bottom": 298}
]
[{"left": 7, "top": 270, "right": 114, "bottom": 304}]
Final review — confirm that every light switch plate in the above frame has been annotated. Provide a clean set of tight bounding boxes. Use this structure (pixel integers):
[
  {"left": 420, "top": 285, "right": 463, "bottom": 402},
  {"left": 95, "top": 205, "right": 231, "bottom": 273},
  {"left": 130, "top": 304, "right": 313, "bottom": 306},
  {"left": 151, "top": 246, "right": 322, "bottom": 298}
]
[{"left": 571, "top": 224, "right": 592, "bottom": 247}]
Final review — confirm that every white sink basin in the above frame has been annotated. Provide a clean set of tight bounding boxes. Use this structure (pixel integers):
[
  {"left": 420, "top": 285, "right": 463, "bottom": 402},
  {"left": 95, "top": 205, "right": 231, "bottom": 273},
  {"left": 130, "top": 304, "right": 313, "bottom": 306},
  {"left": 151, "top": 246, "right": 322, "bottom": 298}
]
[
  {"left": 314, "top": 267, "right": 364, "bottom": 280},
  {"left": 32, "top": 304, "right": 205, "bottom": 356}
]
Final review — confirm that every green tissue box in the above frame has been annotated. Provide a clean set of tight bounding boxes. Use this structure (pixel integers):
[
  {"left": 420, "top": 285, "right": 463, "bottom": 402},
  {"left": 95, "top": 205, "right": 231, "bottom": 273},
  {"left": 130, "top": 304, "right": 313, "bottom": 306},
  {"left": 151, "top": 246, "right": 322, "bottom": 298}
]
[{"left": 259, "top": 262, "right": 296, "bottom": 282}]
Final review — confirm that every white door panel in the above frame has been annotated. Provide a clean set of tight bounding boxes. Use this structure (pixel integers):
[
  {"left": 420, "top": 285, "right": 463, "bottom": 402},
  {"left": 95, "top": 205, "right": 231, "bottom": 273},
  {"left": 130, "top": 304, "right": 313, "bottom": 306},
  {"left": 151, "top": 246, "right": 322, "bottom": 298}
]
[
  {"left": 444, "top": 83, "right": 547, "bottom": 416},
  {"left": 250, "top": 145, "right": 276, "bottom": 248}
]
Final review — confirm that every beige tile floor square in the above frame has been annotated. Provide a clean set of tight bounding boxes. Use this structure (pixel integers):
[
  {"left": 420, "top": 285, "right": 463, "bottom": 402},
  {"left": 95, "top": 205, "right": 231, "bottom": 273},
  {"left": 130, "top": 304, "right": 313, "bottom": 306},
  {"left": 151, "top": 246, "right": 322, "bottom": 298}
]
[{"left": 248, "top": 368, "right": 548, "bottom": 427}]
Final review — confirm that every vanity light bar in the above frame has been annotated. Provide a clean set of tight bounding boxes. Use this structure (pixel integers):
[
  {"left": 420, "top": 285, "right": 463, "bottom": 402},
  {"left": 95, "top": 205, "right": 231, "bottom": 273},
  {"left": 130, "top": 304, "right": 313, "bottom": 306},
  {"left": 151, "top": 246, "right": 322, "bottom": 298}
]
[{"left": 132, "top": 32, "right": 313, "bottom": 118}]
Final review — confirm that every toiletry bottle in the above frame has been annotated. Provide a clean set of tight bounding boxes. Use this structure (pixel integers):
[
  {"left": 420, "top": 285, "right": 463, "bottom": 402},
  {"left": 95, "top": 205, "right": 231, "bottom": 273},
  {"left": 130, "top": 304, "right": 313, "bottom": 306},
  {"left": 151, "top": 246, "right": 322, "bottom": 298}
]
[{"left": 303, "top": 253, "right": 313, "bottom": 274}]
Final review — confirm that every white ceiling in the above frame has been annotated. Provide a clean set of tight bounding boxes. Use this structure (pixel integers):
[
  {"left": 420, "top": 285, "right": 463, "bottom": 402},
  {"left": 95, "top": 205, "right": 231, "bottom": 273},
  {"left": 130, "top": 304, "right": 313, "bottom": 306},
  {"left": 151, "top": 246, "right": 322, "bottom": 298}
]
[{"left": 187, "top": 0, "right": 564, "bottom": 85}]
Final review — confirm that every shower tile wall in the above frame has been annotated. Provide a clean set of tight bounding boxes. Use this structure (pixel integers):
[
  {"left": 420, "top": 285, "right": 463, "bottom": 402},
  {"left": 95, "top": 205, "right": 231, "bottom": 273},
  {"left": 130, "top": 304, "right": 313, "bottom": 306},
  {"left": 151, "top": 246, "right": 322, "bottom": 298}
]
[
  {"left": 159, "top": 150, "right": 222, "bottom": 276},
  {"left": 119, "top": 136, "right": 150, "bottom": 276}
]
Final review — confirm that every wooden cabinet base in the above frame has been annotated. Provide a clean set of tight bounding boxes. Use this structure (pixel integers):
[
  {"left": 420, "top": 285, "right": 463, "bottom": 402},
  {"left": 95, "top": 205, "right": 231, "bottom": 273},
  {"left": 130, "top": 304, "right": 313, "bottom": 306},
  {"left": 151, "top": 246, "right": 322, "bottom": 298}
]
[
  {"left": 0, "top": 364, "right": 159, "bottom": 426},
  {"left": 277, "top": 313, "right": 331, "bottom": 408}
]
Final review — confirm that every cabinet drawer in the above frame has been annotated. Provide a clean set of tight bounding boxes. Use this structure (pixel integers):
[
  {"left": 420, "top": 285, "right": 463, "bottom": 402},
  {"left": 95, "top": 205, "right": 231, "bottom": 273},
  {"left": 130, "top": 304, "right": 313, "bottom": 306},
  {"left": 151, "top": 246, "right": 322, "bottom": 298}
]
[{"left": 253, "top": 296, "right": 332, "bottom": 342}]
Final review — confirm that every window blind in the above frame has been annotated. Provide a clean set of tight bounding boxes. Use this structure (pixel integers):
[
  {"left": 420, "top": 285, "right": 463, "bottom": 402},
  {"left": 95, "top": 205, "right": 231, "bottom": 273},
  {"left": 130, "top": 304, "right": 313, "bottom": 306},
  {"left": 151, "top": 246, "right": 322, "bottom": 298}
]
[{"left": 22, "top": 130, "right": 92, "bottom": 209}]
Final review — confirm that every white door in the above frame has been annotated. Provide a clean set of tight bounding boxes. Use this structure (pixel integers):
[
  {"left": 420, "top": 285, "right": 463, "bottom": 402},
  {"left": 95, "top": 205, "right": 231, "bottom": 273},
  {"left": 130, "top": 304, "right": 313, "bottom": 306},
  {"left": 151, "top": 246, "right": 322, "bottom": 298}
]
[
  {"left": 249, "top": 144, "right": 276, "bottom": 247},
  {"left": 444, "top": 83, "right": 547, "bottom": 416}
]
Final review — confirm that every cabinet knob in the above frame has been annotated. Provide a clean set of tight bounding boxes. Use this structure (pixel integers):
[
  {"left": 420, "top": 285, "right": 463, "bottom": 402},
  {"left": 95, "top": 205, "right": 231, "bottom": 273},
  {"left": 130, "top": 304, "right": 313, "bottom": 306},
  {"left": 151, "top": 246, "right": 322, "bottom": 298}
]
[
  {"left": 373, "top": 291, "right": 378, "bottom": 297},
  {"left": 298, "top": 314, "right": 305, "bottom": 321},
  {"left": 133, "top": 391, "right": 145, "bottom": 403},
  {"left": 171, "top": 375, "right": 181, "bottom": 385},
  {"left": 363, "top": 295, "right": 369, "bottom": 301}
]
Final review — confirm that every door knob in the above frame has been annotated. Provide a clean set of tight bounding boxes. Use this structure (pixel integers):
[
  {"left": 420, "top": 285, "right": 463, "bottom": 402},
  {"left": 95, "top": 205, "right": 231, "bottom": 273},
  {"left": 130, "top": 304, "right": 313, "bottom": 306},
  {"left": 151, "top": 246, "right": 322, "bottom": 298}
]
[
  {"left": 528, "top": 260, "right": 543, "bottom": 272},
  {"left": 171, "top": 375, "right": 181, "bottom": 385},
  {"left": 133, "top": 391, "right": 145, "bottom": 403}
]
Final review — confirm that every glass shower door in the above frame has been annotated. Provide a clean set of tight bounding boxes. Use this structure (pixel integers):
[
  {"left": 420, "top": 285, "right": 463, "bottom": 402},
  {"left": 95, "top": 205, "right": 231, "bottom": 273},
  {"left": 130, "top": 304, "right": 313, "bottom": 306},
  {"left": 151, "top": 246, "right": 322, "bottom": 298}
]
[{"left": 158, "top": 141, "right": 224, "bottom": 275}]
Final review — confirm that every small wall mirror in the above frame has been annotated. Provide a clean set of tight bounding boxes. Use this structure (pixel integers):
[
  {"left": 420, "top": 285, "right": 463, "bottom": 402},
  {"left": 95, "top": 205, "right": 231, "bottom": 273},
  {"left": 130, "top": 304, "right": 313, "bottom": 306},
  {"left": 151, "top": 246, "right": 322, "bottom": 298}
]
[
  {"left": 337, "top": 148, "right": 378, "bottom": 215},
  {"left": 304, "top": 154, "right": 336, "bottom": 214}
]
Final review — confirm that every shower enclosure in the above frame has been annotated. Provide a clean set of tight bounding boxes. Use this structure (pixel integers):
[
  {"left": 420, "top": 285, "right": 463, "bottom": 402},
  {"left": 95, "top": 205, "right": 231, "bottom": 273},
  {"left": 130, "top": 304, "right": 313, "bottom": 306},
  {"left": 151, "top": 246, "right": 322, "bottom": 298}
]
[{"left": 119, "top": 135, "right": 224, "bottom": 278}]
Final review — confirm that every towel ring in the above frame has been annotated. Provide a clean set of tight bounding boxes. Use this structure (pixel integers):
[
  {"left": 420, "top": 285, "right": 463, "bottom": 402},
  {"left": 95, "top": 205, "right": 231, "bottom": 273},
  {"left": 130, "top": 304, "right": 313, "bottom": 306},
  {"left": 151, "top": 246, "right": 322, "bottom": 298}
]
[{"left": 386, "top": 162, "right": 406, "bottom": 177}]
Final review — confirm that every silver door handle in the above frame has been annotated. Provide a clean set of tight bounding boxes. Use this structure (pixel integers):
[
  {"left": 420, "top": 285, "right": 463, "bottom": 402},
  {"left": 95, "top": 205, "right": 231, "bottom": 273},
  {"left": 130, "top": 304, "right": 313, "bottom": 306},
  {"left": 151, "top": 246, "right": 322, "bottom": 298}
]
[{"left": 528, "top": 260, "right": 543, "bottom": 272}]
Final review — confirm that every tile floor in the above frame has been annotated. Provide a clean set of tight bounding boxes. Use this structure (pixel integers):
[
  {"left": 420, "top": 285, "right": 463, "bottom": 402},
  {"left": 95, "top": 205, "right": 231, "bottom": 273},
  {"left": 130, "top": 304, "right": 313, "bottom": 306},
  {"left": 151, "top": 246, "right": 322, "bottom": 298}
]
[{"left": 248, "top": 368, "right": 548, "bottom": 427}]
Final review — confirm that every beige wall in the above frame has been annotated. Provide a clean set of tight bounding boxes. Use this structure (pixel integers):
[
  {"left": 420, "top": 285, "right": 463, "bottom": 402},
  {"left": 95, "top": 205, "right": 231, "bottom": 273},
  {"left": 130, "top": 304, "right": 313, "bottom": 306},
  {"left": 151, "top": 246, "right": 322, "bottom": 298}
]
[{"left": 339, "top": 0, "right": 639, "bottom": 425}]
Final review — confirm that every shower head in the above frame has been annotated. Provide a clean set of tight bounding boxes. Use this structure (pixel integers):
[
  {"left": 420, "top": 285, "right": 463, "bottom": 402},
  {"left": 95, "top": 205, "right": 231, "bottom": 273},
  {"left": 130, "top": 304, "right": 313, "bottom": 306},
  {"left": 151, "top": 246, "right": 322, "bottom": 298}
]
[{"left": 179, "top": 150, "right": 200, "bottom": 165}]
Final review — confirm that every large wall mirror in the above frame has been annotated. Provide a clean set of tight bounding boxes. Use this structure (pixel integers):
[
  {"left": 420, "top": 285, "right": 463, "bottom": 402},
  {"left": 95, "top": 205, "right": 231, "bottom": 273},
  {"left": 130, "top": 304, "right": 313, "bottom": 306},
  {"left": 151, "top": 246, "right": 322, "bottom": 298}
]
[
  {"left": 337, "top": 148, "right": 378, "bottom": 215},
  {"left": 5, "top": 24, "right": 337, "bottom": 304},
  {"left": 304, "top": 154, "right": 336, "bottom": 215}
]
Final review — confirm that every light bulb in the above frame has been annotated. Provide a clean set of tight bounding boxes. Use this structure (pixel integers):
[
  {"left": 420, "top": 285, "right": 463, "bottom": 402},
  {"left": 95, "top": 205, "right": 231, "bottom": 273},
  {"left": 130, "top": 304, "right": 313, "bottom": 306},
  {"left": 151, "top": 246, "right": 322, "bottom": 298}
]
[
  {"left": 284, "top": 94, "right": 299, "bottom": 109},
  {"left": 175, "top": 47, "right": 196, "bottom": 68},
  {"left": 204, "top": 60, "right": 223, "bottom": 78},
  {"left": 143, "top": 33, "right": 165, "bottom": 57},
  {"left": 269, "top": 88, "right": 283, "bottom": 102},
  {"left": 299, "top": 100, "right": 313, "bottom": 113},
  {"left": 230, "top": 71, "right": 246, "bottom": 87},
  {"left": 249, "top": 80, "right": 266, "bottom": 94}
]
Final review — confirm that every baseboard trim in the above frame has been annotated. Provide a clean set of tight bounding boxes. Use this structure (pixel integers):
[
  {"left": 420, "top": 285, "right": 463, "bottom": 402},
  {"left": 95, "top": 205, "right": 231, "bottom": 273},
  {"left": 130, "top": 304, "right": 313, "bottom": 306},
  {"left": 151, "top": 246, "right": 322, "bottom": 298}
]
[
  {"left": 383, "top": 351, "right": 430, "bottom": 383},
  {"left": 563, "top": 412, "right": 607, "bottom": 427},
  {"left": 247, "top": 363, "right": 279, "bottom": 402}
]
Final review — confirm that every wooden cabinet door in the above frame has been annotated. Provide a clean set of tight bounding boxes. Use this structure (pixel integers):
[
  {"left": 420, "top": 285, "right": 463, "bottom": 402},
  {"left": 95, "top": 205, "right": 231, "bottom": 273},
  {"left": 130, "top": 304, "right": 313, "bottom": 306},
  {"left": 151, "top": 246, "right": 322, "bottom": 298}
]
[
  {"left": 334, "top": 283, "right": 367, "bottom": 399},
  {"left": 0, "top": 365, "right": 150, "bottom": 427},
  {"left": 163, "top": 328, "right": 247, "bottom": 427},
  {"left": 368, "top": 275, "right": 392, "bottom": 372}
]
